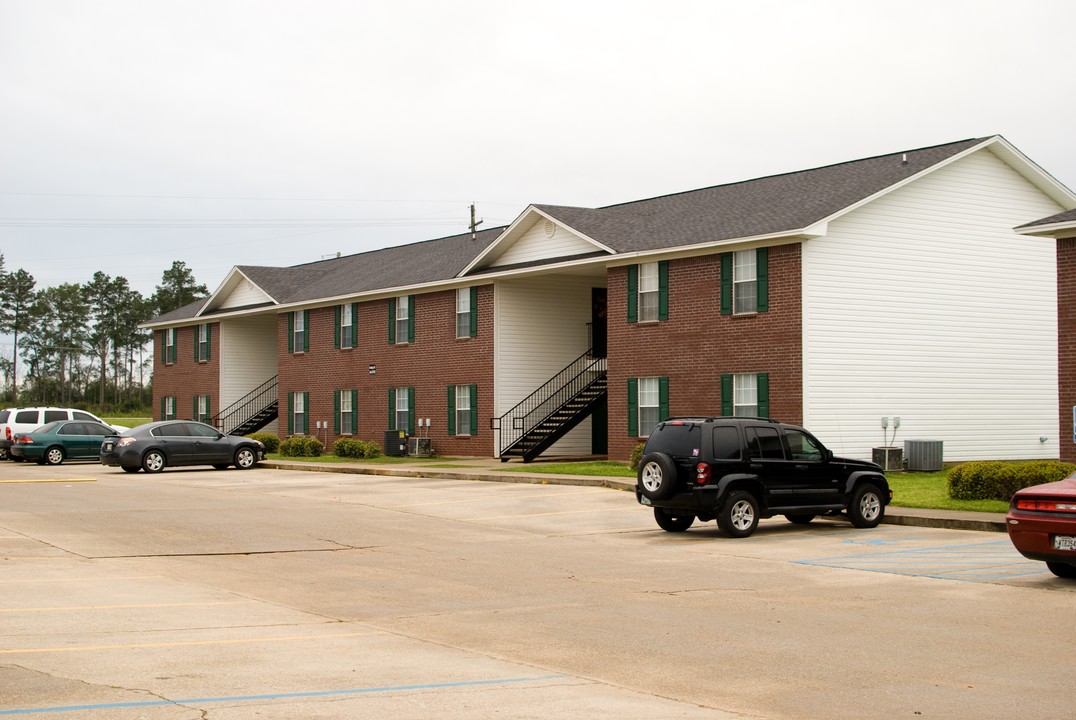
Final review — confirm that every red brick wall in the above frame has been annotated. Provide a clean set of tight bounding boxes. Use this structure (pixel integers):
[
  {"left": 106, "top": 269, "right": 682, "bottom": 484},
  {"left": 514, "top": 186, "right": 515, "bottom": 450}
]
[
  {"left": 278, "top": 285, "right": 495, "bottom": 456},
  {"left": 1059, "top": 238, "right": 1076, "bottom": 463},
  {"left": 152, "top": 324, "right": 220, "bottom": 421},
  {"left": 606, "top": 245, "right": 803, "bottom": 461}
]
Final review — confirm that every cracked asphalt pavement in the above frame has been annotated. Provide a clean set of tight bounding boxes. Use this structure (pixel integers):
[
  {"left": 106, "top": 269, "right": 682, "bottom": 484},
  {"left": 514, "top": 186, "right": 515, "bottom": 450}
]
[{"left": 0, "top": 463, "right": 1071, "bottom": 719}]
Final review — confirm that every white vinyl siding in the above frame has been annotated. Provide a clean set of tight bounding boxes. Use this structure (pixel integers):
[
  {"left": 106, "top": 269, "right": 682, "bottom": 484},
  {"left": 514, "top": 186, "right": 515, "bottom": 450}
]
[
  {"left": 218, "top": 276, "right": 273, "bottom": 310},
  {"left": 802, "top": 148, "right": 1063, "bottom": 462},
  {"left": 491, "top": 217, "right": 601, "bottom": 268},
  {"left": 494, "top": 275, "right": 600, "bottom": 455},
  {"left": 219, "top": 315, "right": 278, "bottom": 435}
]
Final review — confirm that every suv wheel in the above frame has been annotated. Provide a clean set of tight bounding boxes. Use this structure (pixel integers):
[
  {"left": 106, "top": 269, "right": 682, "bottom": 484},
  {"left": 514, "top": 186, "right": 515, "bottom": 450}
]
[
  {"left": 848, "top": 483, "right": 884, "bottom": 528},
  {"left": 785, "top": 514, "right": 815, "bottom": 525},
  {"left": 637, "top": 453, "right": 678, "bottom": 501},
  {"left": 719, "top": 490, "right": 760, "bottom": 538},
  {"left": 653, "top": 508, "right": 694, "bottom": 532}
]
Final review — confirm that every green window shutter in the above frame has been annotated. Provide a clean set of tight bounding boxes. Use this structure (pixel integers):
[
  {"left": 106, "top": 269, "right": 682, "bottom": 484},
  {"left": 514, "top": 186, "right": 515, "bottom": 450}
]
[
  {"left": 447, "top": 385, "right": 456, "bottom": 435},
  {"left": 172, "top": 331, "right": 178, "bottom": 364},
  {"left": 206, "top": 396, "right": 211, "bottom": 421},
  {"left": 334, "top": 306, "right": 341, "bottom": 349},
  {"left": 302, "top": 392, "right": 310, "bottom": 434},
  {"left": 193, "top": 396, "right": 198, "bottom": 419},
  {"left": 627, "top": 265, "right": 638, "bottom": 323},
  {"left": 287, "top": 393, "right": 294, "bottom": 434},
  {"left": 469, "top": 287, "right": 478, "bottom": 337},
  {"left": 407, "top": 387, "right": 415, "bottom": 435},
  {"left": 388, "top": 387, "right": 396, "bottom": 430},
  {"left": 160, "top": 396, "right": 165, "bottom": 420},
  {"left": 469, "top": 384, "right": 478, "bottom": 436},
  {"left": 351, "top": 303, "right": 359, "bottom": 348},
  {"left": 658, "top": 261, "right": 669, "bottom": 321},
  {"left": 333, "top": 390, "right": 340, "bottom": 433},
  {"left": 720, "top": 253, "right": 732, "bottom": 315},
  {"left": 206, "top": 325, "right": 211, "bottom": 361},
  {"left": 721, "top": 374, "right": 733, "bottom": 416},
  {"left": 194, "top": 327, "right": 199, "bottom": 361},
  {"left": 407, "top": 295, "right": 415, "bottom": 344},
  {"left": 303, "top": 311, "right": 310, "bottom": 352},
  {"left": 627, "top": 378, "right": 638, "bottom": 436},
  {"left": 351, "top": 390, "right": 358, "bottom": 431},
  {"left": 757, "top": 373, "right": 770, "bottom": 418},
  {"left": 756, "top": 247, "right": 769, "bottom": 313},
  {"left": 287, "top": 313, "right": 295, "bottom": 353},
  {"left": 387, "top": 298, "right": 396, "bottom": 344},
  {"left": 658, "top": 376, "right": 669, "bottom": 422}
]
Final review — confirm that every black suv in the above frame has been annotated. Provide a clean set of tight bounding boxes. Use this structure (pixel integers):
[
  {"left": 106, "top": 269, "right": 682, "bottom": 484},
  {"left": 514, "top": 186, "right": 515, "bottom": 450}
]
[{"left": 635, "top": 417, "right": 891, "bottom": 538}]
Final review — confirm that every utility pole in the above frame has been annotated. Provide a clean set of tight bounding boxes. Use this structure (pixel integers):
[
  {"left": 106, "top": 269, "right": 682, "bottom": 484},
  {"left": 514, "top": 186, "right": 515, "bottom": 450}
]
[{"left": 470, "top": 203, "right": 483, "bottom": 240}]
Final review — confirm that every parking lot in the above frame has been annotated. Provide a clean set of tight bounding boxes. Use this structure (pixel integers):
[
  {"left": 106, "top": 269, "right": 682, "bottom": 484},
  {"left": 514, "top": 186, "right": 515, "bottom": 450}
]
[{"left": 1, "top": 462, "right": 1072, "bottom": 719}]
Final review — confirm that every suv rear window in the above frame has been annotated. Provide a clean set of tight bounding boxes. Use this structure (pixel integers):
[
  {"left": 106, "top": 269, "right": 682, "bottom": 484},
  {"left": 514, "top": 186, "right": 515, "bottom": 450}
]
[
  {"left": 647, "top": 422, "right": 703, "bottom": 458},
  {"left": 0, "top": 410, "right": 8, "bottom": 423},
  {"left": 15, "top": 410, "right": 39, "bottom": 423}
]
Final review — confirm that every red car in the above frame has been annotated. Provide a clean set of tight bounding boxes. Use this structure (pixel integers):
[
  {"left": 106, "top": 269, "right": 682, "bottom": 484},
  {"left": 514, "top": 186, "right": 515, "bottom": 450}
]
[{"left": 1006, "top": 475, "right": 1076, "bottom": 578}]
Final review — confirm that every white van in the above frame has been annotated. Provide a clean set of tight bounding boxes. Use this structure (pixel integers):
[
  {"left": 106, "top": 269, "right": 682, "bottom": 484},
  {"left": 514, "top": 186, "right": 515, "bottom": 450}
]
[{"left": 0, "top": 407, "right": 127, "bottom": 460}]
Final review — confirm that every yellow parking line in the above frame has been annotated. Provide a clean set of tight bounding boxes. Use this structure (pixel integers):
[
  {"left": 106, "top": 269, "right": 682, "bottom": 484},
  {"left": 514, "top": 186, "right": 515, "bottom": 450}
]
[
  {"left": 0, "top": 600, "right": 255, "bottom": 613},
  {"left": 0, "top": 478, "right": 96, "bottom": 483},
  {"left": 0, "top": 630, "right": 385, "bottom": 654},
  {"left": 0, "top": 575, "right": 162, "bottom": 584}
]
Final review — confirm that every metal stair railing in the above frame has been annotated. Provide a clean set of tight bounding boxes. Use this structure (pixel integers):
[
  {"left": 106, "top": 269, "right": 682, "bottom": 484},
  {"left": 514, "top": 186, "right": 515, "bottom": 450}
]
[
  {"left": 212, "top": 375, "right": 278, "bottom": 435},
  {"left": 493, "top": 350, "right": 607, "bottom": 456}
]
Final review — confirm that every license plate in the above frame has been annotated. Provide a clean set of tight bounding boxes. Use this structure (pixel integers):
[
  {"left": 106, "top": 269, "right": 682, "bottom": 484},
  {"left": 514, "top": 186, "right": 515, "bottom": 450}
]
[{"left": 1054, "top": 535, "right": 1076, "bottom": 551}]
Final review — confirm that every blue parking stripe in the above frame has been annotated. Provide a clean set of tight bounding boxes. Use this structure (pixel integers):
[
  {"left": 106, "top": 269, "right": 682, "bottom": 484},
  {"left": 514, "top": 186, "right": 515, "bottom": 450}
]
[
  {"left": 794, "top": 540, "right": 1046, "bottom": 582},
  {"left": 0, "top": 675, "right": 566, "bottom": 715}
]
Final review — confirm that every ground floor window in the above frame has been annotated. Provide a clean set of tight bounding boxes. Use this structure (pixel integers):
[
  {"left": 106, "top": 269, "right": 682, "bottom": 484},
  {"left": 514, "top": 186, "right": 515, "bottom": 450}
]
[
  {"left": 336, "top": 389, "right": 357, "bottom": 435},
  {"left": 194, "top": 395, "right": 211, "bottom": 424},
  {"left": 627, "top": 376, "right": 668, "bottom": 437},
  {"left": 721, "top": 372, "right": 769, "bottom": 418},
  {"left": 289, "top": 391, "right": 309, "bottom": 435},
  {"left": 161, "top": 396, "right": 176, "bottom": 421},
  {"left": 448, "top": 384, "right": 477, "bottom": 436},
  {"left": 390, "top": 387, "right": 414, "bottom": 434}
]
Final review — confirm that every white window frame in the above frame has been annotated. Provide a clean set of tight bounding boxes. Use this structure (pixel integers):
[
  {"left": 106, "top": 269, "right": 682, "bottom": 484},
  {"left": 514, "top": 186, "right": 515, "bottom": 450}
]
[
  {"left": 455, "top": 289, "right": 471, "bottom": 339},
  {"left": 196, "top": 395, "right": 210, "bottom": 424},
  {"left": 638, "top": 262, "right": 659, "bottom": 322},
  {"left": 733, "top": 250, "right": 757, "bottom": 314},
  {"left": 164, "top": 328, "right": 176, "bottom": 364},
  {"left": 163, "top": 396, "right": 176, "bottom": 421},
  {"left": 293, "top": 311, "right": 306, "bottom": 353},
  {"left": 395, "top": 296, "right": 409, "bottom": 344},
  {"left": 340, "top": 304, "right": 353, "bottom": 349},
  {"left": 638, "top": 377, "right": 660, "bottom": 437},
  {"left": 196, "top": 324, "right": 209, "bottom": 362},
  {"left": 455, "top": 385, "right": 471, "bottom": 436},
  {"left": 734, "top": 374, "right": 758, "bottom": 417},
  {"left": 339, "top": 390, "right": 354, "bottom": 435},
  {"left": 293, "top": 392, "right": 306, "bottom": 434},
  {"left": 395, "top": 387, "right": 410, "bottom": 432}
]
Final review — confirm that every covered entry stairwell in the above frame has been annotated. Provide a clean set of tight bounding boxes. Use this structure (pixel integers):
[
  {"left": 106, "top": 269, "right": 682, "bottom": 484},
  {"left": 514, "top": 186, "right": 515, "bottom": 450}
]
[
  {"left": 211, "top": 376, "right": 278, "bottom": 436},
  {"left": 494, "top": 350, "right": 607, "bottom": 462}
]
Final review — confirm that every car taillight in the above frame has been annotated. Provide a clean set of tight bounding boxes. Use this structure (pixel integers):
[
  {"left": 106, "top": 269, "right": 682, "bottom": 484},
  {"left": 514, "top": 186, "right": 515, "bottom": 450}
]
[
  {"left": 116, "top": 437, "right": 136, "bottom": 447},
  {"left": 1015, "top": 498, "right": 1076, "bottom": 512},
  {"left": 695, "top": 462, "right": 711, "bottom": 484},
  {"left": 4, "top": 427, "right": 9, "bottom": 441}
]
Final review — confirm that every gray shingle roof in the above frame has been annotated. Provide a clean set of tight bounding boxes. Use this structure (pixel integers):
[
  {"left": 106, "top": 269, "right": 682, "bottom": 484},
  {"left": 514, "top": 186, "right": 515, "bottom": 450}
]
[
  {"left": 1016, "top": 207, "right": 1076, "bottom": 230},
  {"left": 534, "top": 137, "right": 988, "bottom": 251},
  {"left": 152, "top": 136, "right": 993, "bottom": 324}
]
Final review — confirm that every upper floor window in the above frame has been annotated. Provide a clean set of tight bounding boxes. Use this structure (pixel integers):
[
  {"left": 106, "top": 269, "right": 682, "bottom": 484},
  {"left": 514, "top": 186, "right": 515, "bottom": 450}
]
[
  {"left": 627, "top": 261, "right": 668, "bottom": 323},
  {"left": 389, "top": 296, "right": 414, "bottom": 344},
  {"left": 336, "top": 303, "right": 357, "bottom": 349},
  {"left": 163, "top": 328, "right": 177, "bottom": 365},
  {"left": 395, "top": 296, "right": 409, "bottom": 343},
  {"left": 456, "top": 288, "right": 478, "bottom": 339},
  {"left": 196, "top": 324, "right": 211, "bottom": 362},
  {"left": 288, "top": 310, "right": 309, "bottom": 353},
  {"left": 721, "top": 248, "right": 769, "bottom": 316}
]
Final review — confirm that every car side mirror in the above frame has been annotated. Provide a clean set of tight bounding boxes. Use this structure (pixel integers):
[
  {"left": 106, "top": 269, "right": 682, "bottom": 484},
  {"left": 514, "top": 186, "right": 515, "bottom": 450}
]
[{"left": 823, "top": 449, "right": 833, "bottom": 462}]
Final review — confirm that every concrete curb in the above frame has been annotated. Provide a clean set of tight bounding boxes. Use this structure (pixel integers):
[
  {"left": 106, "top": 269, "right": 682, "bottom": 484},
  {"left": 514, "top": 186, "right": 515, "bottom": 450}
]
[{"left": 261, "top": 460, "right": 1007, "bottom": 533}]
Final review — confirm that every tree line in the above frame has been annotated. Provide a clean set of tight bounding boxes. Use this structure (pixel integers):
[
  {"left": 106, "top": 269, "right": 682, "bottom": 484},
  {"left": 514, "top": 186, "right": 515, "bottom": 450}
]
[{"left": 0, "top": 257, "right": 207, "bottom": 411}]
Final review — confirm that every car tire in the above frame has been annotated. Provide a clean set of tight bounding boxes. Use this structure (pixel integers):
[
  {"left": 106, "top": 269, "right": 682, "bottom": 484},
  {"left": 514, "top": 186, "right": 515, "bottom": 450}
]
[
  {"left": 44, "top": 446, "right": 65, "bottom": 466},
  {"left": 141, "top": 450, "right": 165, "bottom": 474},
  {"left": 1046, "top": 561, "right": 1076, "bottom": 579},
  {"left": 719, "top": 490, "right": 760, "bottom": 538},
  {"left": 848, "top": 483, "right": 885, "bottom": 528},
  {"left": 234, "top": 447, "right": 257, "bottom": 469},
  {"left": 653, "top": 507, "right": 694, "bottom": 532},
  {"left": 0, "top": 447, "right": 8, "bottom": 460},
  {"left": 121, "top": 466, "right": 140, "bottom": 473},
  {"left": 785, "top": 514, "right": 815, "bottom": 525},
  {"left": 637, "top": 452, "right": 678, "bottom": 501}
]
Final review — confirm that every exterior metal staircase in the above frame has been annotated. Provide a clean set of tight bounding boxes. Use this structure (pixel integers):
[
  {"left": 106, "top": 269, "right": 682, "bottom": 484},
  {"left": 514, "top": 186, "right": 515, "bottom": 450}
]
[
  {"left": 494, "top": 350, "right": 607, "bottom": 463},
  {"left": 212, "top": 376, "right": 278, "bottom": 436}
]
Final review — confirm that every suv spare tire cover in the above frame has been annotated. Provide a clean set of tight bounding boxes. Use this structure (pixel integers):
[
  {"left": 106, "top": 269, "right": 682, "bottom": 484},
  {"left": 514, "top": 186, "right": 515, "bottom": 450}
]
[{"left": 638, "top": 452, "right": 679, "bottom": 501}]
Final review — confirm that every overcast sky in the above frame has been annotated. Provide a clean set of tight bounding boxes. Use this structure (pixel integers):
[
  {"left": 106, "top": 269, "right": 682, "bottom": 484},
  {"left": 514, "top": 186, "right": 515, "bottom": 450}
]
[{"left": 2, "top": 0, "right": 1074, "bottom": 298}]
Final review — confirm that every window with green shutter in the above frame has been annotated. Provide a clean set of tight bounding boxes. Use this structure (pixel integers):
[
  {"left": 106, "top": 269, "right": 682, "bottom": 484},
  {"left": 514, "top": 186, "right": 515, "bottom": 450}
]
[
  {"left": 628, "top": 262, "right": 668, "bottom": 323},
  {"left": 335, "top": 303, "right": 358, "bottom": 349},
  {"left": 628, "top": 376, "right": 668, "bottom": 437},
  {"left": 335, "top": 388, "right": 357, "bottom": 434},
  {"left": 721, "top": 373, "right": 769, "bottom": 417},
  {"left": 721, "top": 249, "right": 769, "bottom": 315},
  {"left": 448, "top": 384, "right": 478, "bottom": 436}
]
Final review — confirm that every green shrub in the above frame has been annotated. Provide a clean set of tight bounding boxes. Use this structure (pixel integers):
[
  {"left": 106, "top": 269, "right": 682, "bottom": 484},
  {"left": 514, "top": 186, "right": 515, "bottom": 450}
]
[
  {"left": 333, "top": 438, "right": 382, "bottom": 459},
  {"left": 947, "top": 460, "right": 1076, "bottom": 501},
  {"left": 628, "top": 442, "right": 646, "bottom": 472},
  {"left": 247, "top": 432, "right": 280, "bottom": 453},
  {"left": 279, "top": 436, "right": 325, "bottom": 457}
]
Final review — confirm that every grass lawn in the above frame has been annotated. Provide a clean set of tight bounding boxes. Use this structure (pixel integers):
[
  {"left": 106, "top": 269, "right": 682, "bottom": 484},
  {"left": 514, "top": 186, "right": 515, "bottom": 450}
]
[
  {"left": 887, "top": 471, "right": 1008, "bottom": 513},
  {"left": 103, "top": 416, "right": 151, "bottom": 428}
]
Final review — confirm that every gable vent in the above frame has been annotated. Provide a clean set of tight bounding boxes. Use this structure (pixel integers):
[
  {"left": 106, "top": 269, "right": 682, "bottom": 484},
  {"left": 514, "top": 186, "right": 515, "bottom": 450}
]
[{"left": 544, "top": 219, "right": 556, "bottom": 238}]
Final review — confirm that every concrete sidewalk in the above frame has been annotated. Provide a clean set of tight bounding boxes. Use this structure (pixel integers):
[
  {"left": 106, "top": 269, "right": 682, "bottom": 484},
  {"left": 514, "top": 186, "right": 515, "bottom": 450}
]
[{"left": 261, "top": 456, "right": 1008, "bottom": 533}]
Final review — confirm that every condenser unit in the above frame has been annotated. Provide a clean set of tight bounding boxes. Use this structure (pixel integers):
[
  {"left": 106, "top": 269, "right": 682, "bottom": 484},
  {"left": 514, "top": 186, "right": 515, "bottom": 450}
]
[{"left": 904, "top": 439, "right": 943, "bottom": 472}]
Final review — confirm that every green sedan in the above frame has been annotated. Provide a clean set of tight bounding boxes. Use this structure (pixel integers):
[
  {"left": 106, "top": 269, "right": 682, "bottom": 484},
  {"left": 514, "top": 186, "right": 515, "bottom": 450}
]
[{"left": 10, "top": 420, "right": 118, "bottom": 465}]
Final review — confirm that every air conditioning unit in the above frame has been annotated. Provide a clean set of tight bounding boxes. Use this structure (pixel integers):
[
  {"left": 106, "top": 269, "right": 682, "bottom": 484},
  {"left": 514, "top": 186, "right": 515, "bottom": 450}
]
[
  {"left": 407, "top": 437, "right": 432, "bottom": 457},
  {"left": 905, "top": 439, "right": 943, "bottom": 472}
]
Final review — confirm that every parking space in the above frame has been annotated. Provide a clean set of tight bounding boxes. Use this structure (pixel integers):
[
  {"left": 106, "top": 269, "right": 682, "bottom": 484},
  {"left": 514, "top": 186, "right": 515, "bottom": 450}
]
[{"left": 1, "top": 464, "right": 1072, "bottom": 719}]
